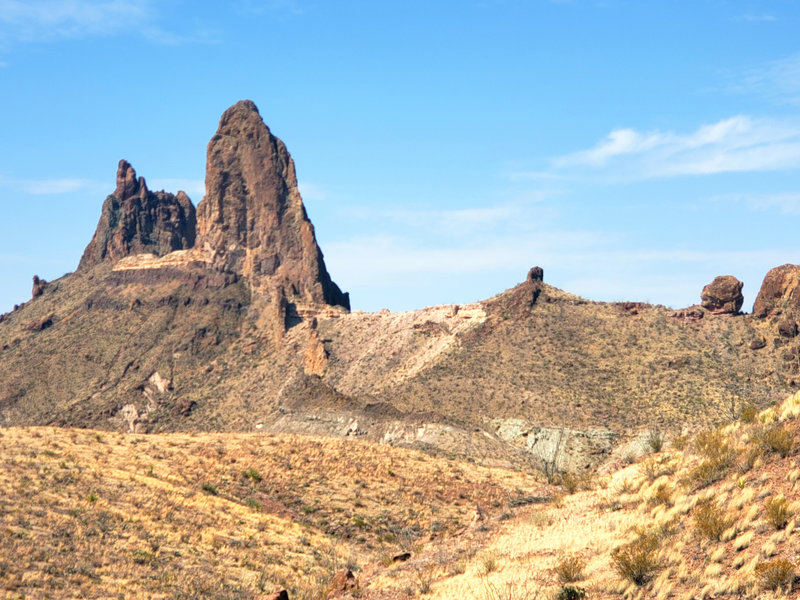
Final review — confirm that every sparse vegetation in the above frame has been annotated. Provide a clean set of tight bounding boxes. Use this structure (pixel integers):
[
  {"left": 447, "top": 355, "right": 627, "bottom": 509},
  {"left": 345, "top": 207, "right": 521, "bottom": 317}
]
[
  {"left": 755, "top": 558, "right": 796, "bottom": 592},
  {"left": 765, "top": 495, "right": 793, "bottom": 530},
  {"left": 610, "top": 530, "right": 661, "bottom": 585},
  {"left": 554, "top": 554, "right": 585, "bottom": 584},
  {"left": 693, "top": 500, "right": 732, "bottom": 541}
]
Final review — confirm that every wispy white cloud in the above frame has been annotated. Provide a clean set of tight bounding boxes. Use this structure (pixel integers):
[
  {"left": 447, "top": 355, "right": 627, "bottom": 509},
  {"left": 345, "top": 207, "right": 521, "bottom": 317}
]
[
  {"left": 236, "top": 0, "right": 304, "bottom": 16},
  {"left": 549, "top": 115, "right": 800, "bottom": 180},
  {"left": 298, "top": 182, "right": 328, "bottom": 202},
  {"left": 0, "top": 0, "right": 217, "bottom": 47},
  {"left": 0, "top": 0, "right": 152, "bottom": 42},
  {"left": 710, "top": 192, "right": 800, "bottom": 215},
  {"left": 733, "top": 13, "right": 777, "bottom": 22},
  {"left": 0, "top": 176, "right": 106, "bottom": 195},
  {"left": 729, "top": 52, "right": 800, "bottom": 105}
]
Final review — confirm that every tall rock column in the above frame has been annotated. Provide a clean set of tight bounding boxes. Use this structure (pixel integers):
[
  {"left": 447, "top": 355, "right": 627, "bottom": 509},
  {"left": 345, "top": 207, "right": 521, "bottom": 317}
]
[{"left": 196, "top": 100, "right": 349, "bottom": 310}]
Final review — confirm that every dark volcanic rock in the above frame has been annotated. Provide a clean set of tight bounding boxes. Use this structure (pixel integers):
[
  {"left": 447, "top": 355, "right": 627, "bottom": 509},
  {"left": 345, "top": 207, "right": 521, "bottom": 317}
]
[
  {"left": 527, "top": 266, "right": 544, "bottom": 282},
  {"left": 701, "top": 275, "right": 743, "bottom": 314},
  {"left": 778, "top": 319, "right": 798, "bottom": 338},
  {"left": 78, "top": 160, "right": 196, "bottom": 270},
  {"left": 753, "top": 264, "right": 800, "bottom": 318},
  {"left": 31, "top": 275, "right": 47, "bottom": 298},
  {"left": 196, "top": 100, "right": 349, "bottom": 310}
]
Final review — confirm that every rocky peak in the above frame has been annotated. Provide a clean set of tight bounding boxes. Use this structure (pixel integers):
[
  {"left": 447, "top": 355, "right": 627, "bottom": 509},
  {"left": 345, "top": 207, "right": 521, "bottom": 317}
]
[
  {"left": 700, "top": 275, "right": 743, "bottom": 314},
  {"left": 78, "top": 160, "right": 197, "bottom": 270},
  {"left": 196, "top": 100, "right": 349, "bottom": 310},
  {"left": 754, "top": 264, "right": 800, "bottom": 318}
]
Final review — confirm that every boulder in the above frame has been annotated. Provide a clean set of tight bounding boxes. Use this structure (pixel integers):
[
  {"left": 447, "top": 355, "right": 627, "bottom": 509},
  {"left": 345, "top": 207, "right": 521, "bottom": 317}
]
[
  {"left": 778, "top": 319, "right": 798, "bottom": 338},
  {"left": 196, "top": 100, "right": 349, "bottom": 310},
  {"left": 31, "top": 275, "right": 47, "bottom": 298},
  {"left": 700, "top": 275, "right": 743, "bottom": 314},
  {"left": 527, "top": 266, "right": 544, "bottom": 282},
  {"left": 78, "top": 160, "right": 196, "bottom": 270},
  {"left": 753, "top": 264, "right": 800, "bottom": 318},
  {"left": 326, "top": 569, "right": 358, "bottom": 598}
]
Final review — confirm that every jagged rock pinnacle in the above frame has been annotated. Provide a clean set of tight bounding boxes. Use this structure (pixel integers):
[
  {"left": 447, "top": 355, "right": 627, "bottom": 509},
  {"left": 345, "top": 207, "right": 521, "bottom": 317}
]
[
  {"left": 196, "top": 100, "right": 349, "bottom": 310},
  {"left": 78, "top": 160, "right": 196, "bottom": 270}
]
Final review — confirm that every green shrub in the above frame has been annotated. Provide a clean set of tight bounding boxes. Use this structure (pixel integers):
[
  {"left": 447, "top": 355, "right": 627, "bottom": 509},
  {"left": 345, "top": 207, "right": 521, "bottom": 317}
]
[
  {"left": 740, "top": 404, "right": 758, "bottom": 423},
  {"left": 755, "top": 424, "right": 794, "bottom": 458},
  {"left": 201, "top": 482, "right": 218, "bottom": 495},
  {"left": 693, "top": 500, "right": 732, "bottom": 541},
  {"left": 554, "top": 554, "right": 585, "bottom": 584},
  {"left": 645, "top": 429, "right": 664, "bottom": 453},
  {"left": 242, "top": 468, "right": 262, "bottom": 482},
  {"left": 556, "top": 585, "right": 587, "bottom": 600},
  {"left": 755, "top": 558, "right": 795, "bottom": 591},
  {"left": 610, "top": 532, "right": 661, "bottom": 586},
  {"left": 765, "top": 496, "right": 793, "bottom": 530}
]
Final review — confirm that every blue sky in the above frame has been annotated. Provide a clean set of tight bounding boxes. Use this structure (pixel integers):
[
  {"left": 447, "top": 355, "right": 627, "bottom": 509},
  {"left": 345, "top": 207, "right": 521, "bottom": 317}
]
[{"left": 1, "top": 0, "right": 799, "bottom": 313}]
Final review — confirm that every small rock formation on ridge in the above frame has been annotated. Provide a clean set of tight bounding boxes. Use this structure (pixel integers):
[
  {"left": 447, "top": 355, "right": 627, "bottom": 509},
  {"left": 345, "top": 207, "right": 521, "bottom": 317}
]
[
  {"left": 753, "top": 264, "right": 800, "bottom": 318},
  {"left": 78, "top": 160, "right": 196, "bottom": 270},
  {"left": 700, "top": 275, "right": 743, "bottom": 314},
  {"left": 196, "top": 100, "right": 349, "bottom": 310}
]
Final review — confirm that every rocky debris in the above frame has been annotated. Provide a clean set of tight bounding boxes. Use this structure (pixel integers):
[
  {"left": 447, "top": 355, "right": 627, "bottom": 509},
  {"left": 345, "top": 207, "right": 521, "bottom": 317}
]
[
  {"left": 392, "top": 552, "right": 412, "bottom": 563},
  {"left": 750, "top": 337, "right": 767, "bottom": 350},
  {"left": 31, "top": 275, "right": 47, "bottom": 298},
  {"left": 326, "top": 569, "right": 358, "bottom": 599},
  {"left": 304, "top": 321, "right": 329, "bottom": 376},
  {"left": 672, "top": 305, "right": 705, "bottom": 321},
  {"left": 618, "top": 302, "right": 648, "bottom": 316},
  {"left": 196, "top": 100, "right": 349, "bottom": 310},
  {"left": 527, "top": 266, "right": 544, "bottom": 282},
  {"left": 700, "top": 275, "right": 743, "bottom": 314},
  {"left": 78, "top": 160, "right": 196, "bottom": 270},
  {"left": 778, "top": 319, "right": 799, "bottom": 338},
  {"left": 753, "top": 264, "right": 800, "bottom": 318},
  {"left": 261, "top": 591, "right": 289, "bottom": 600},
  {"left": 27, "top": 315, "right": 53, "bottom": 331}
]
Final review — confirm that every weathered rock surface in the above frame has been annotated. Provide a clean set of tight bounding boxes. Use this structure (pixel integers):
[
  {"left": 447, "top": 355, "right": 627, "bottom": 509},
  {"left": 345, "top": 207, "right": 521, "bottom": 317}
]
[
  {"left": 754, "top": 264, "right": 800, "bottom": 318},
  {"left": 196, "top": 100, "right": 349, "bottom": 310},
  {"left": 701, "top": 275, "right": 743, "bottom": 314},
  {"left": 78, "top": 160, "right": 196, "bottom": 270},
  {"left": 31, "top": 275, "right": 47, "bottom": 298}
]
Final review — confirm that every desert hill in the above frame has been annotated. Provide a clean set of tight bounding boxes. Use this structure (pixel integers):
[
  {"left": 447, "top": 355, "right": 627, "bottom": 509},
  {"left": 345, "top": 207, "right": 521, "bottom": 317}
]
[
  {"left": 3, "top": 101, "right": 800, "bottom": 471},
  {"left": 2, "top": 393, "right": 800, "bottom": 599}
]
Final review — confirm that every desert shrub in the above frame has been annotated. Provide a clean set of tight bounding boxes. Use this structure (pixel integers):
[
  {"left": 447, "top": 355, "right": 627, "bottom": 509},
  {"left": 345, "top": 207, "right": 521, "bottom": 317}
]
[
  {"left": 693, "top": 500, "right": 732, "bottom": 541},
  {"left": 755, "top": 558, "right": 796, "bottom": 591},
  {"left": 736, "top": 445, "right": 764, "bottom": 474},
  {"left": 685, "top": 429, "right": 735, "bottom": 488},
  {"left": 201, "top": 482, "right": 218, "bottom": 495},
  {"left": 554, "top": 554, "right": 585, "bottom": 584},
  {"left": 648, "top": 483, "right": 673, "bottom": 508},
  {"left": 645, "top": 429, "right": 664, "bottom": 453},
  {"left": 765, "top": 496, "right": 793, "bottom": 530},
  {"left": 610, "top": 532, "right": 661, "bottom": 585},
  {"left": 556, "top": 585, "right": 587, "bottom": 600},
  {"left": 755, "top": 424, "right": 795, "bottom": 458},
  {"left": 242, "top": 468, "right": 262, "bottom": 482},
  {"left": 558, "top": 472, "right": 578, "bottom": 494},
  {"left": 671, "top": 434, "right": 689, "bottom": 451},
  {"left": 740, "top": 404, "right": 758, "bottom": 424}
]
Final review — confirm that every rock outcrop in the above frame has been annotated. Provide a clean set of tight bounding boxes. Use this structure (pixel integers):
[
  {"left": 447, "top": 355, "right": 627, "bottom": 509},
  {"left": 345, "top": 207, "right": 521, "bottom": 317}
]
[
  {"left": 31, "top": 275, "right": 47, "bottom": 298},
  {"left": 754, "top": 264, "right": 800, "bottom": 318},
  {"left": 700, "top": 275, "right": 743, "bottom": 314},
  {"left": 78, "top": 160, "right": 196, "bottom": 270},
  {"left": 196, "top": 100, "right": 349, "bottom": 310}
]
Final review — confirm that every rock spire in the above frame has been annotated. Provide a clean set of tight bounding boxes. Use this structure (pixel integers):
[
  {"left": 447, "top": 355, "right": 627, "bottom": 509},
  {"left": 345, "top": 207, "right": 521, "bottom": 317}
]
[
  {"left": 78, "top": 160, "right": 196, "bottom": 270},
  {"left": 196, "top": 100, "right": 349, "bottom": 310}
]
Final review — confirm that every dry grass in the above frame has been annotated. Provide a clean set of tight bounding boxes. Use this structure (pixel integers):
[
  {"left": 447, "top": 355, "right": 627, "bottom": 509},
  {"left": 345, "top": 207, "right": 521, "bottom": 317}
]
[{"left": 0, "top": 426, "right": 541, "bottom": 599}]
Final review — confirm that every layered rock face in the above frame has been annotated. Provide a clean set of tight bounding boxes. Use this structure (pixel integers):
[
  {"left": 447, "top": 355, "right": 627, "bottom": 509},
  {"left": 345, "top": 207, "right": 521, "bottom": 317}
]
[
  {"left": 196, "top": 100, "right": 349, "bottom": 310},
  {"left": 701, "top": 275, "right": 743, "bottom": 314},
  {"left": 78, "top": 160, "right": 196, "bottom": 270},
  {"left": 753, "top": 264, "right": 800, "bottom": 318}
]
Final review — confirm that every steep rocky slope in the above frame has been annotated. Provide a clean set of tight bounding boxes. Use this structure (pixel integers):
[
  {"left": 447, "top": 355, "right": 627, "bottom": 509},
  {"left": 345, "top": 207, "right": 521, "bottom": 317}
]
[{"left": 2, "top": 101, "right": 800, "bottom": 471}]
